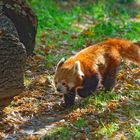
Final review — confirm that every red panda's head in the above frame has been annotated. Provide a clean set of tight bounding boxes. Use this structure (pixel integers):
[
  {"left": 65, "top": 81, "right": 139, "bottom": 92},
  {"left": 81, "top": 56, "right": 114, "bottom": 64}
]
[{"left": 54, "top": 58, "right": 84, "bottom": 94}]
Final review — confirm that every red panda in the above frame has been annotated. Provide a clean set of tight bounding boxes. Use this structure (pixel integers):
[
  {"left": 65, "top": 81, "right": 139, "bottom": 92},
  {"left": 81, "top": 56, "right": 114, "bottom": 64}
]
[{"left": 54, "top": 38, "right": 140, "bottom": 107}]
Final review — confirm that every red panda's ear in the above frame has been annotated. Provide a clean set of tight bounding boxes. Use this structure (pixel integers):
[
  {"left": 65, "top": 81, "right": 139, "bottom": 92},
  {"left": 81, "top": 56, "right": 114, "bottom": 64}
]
[
  {"left": 56, "top": 58, "right": 65, "bottom": 70},
  {"left": 73, "top": 61, "right": 84, "bottom": 76}
]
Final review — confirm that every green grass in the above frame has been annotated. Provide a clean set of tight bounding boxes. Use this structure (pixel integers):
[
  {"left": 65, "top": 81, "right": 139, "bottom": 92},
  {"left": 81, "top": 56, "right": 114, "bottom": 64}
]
[
  {"left": 133, "top": 126, "right": 140, "bottom": 140},
  {"left": 98, "top": 122, "right": 119, "bottom": 137},
  {"left": 26, "top": 0, "right": 140, "bottom": 139},
  {"left": 42, "top": 90, "right": 139, "bottom": 139},
  {"left": 80, "top": 90, "right": 121, "bottom": 110},
  {"left": 27, "top": 0, "right": 140, "bottom": 48},
  {"left": 74, "top": 118, "right": 87, "bottom": 128},
  {"left": 26, "top": 0, "right": 140, "bottom": 69},
  {"left": 43, "top": 118, "right": 87, "bottom": 140},
  {"left": 43, "top": 126, "right": 70, "bottom": 140}
]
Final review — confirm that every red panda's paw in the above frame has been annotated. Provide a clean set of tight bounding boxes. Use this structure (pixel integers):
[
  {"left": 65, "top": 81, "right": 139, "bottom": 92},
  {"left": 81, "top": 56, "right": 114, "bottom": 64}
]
[
  {"left": 64, "top": 92, "right": 76, "bottom": 107},
  {"left": 77, "top": 73, "right": 101, "bottom": 98}
]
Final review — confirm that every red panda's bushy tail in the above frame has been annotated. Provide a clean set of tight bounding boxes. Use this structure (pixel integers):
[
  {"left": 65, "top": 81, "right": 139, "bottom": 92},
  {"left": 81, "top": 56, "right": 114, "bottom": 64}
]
[
  {"left": 120, "top": 43, "right": 140, "bottom": 65},
  {"left": 118, "top": 40, "right": 140, "bottom": 65}
]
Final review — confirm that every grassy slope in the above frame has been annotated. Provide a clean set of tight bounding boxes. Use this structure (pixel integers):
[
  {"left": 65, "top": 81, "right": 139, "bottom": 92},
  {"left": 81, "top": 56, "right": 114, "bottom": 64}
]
[{"left": 27, "top": 0, "right": 140, "bottom": 67}]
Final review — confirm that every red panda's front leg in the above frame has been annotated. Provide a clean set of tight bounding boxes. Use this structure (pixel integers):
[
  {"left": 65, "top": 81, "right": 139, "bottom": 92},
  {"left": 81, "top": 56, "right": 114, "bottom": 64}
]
[
  {"left": 64, "top": 91, "right": 76, "bottom": 107},
  {"left": 64, "top": 73, "right": 100, "bottom": 107},
  {"left": 77, "top": 73, "right": 101, "bottom": 98}
]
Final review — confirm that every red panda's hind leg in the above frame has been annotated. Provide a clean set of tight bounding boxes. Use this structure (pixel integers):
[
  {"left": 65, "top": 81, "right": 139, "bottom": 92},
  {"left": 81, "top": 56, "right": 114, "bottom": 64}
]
[{"left": 102, "top": 66, "right": 119, "bottom": 91}]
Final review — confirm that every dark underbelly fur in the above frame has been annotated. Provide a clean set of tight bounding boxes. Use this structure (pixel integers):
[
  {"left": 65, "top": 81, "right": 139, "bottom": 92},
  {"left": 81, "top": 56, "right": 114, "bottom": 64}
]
[{"left": 78, "top": 73, "right": 100, "bottom": 97}]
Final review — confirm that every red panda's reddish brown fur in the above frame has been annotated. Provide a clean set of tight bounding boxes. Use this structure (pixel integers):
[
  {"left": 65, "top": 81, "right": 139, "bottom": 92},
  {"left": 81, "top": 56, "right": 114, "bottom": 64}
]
[{"left": 54, "top": 38, "right": 140, "bottom": 107}]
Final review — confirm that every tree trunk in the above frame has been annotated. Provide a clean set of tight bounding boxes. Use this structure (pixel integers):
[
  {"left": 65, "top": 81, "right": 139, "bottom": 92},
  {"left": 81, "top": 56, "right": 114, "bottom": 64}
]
[
  {"left": 0, "top": 13, "right": 26, "bottom": 106},
  {"left": 0, "top": 0, "right": 37, "bottom": 106},
  {"left": 3, "top": 0, "right": 37, "bottom": 56}
]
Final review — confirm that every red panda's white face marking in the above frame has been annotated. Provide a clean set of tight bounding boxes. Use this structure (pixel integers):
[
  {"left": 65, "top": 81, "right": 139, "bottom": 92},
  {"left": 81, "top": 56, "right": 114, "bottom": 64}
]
[
  {"left": 54, "top": 79, "right": 75, "bottom": 94},
  {"left": 54, "top": 59, "right": 84, "bottom": 94}
]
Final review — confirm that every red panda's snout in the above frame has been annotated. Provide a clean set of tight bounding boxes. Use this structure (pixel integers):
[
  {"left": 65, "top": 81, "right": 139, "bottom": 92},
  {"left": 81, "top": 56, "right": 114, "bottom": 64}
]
[
  {"left": 55, "top": 81, "right": 70, "bottom": 94},
  {"left": 54, "top": 75, "right": 84, "bottom": 94}
]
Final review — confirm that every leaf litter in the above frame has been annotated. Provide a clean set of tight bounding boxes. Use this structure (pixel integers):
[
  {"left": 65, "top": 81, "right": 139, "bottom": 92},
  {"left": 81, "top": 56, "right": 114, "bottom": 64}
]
[
  {"left": 0, "top": 17, "right": 140, "bottom": 139},
  {"left": 0, "top": 51, "right": 139, "bottom": 139}
]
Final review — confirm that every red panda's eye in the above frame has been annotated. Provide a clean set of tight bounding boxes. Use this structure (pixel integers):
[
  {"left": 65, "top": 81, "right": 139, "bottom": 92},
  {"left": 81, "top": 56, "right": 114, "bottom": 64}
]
[
  {"left": 81, "top": 75, "right": 84, "bottom": 79},
  {"left": 62, "top": 82, "right": 66, "bottom": 86}
]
